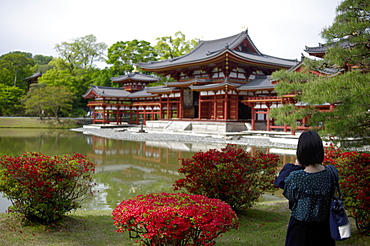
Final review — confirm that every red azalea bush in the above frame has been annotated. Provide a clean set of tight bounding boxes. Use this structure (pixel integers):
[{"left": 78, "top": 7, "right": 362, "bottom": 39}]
[
  {"left": 323, "top": 145, "right": 370, "bottom": 234},
  {"left": 113, "top": 193, "right": 238, "bottom": 246},
  {"left": 0, "top": 152, "right": 96, "bottom": 224},
  {"left": 173, "top": 144, "right": 280, "bottom": 211}
]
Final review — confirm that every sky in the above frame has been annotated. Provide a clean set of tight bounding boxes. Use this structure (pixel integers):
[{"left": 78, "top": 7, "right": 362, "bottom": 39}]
[{"left": 0, "top": 0, "right": 342, "bottom": 64}]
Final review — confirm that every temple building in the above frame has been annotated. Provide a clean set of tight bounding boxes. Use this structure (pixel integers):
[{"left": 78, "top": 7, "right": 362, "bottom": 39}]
[{"left": 83, "top": 30, "right": 307, "bottom": 132}]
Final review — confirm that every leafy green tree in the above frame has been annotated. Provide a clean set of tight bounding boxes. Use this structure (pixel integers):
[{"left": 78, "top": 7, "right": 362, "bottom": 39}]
[
  {"left": 23, "top": 84, "right": 74, "bottom": 123},
  {"left": 32, "top": 54, "right": 54, "bottom": 74},
  {"left": 55, "top": 34, "right": 107, "bottom": 72},
  {"left": 33, "top": 54, "right": 53, "bottom": 65},
  {"left": 0, "top": 51, "right": 32, "bottom": 59},
  {"left": 0, "top": 84, "right": 25, "bottom": 115},
  {"left": 106, "top": 39, "right": 158, "bottom": 75},
  {"left": 154, "top": 31, "right": 198, "bottom": 60},
  {"left": 271, "top": 0, "right": 370, "bottom": 143},
  {"left": 0, "top": 53, "right": 34, "bottom": 89},
  {"left": 91, "top": 68, "right": 119, "bottom": 87}
]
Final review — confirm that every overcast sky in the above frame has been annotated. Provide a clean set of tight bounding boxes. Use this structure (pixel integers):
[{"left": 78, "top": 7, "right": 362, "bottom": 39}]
[{"left": 0, "top": 0, "right": 342, "bottom": 63}]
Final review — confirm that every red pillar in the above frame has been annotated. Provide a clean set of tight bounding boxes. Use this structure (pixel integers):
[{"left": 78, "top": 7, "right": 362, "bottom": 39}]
[
  {"left": 224, "top": 93, "right": 228, "bottom": 120},
  {"left": 213, "top": 92, "right": 217, "bottom": 120},
  {"left": 167, "top": 97, "right": 170, "bottom": 119},
  {"left": 198, "top": 96, "right": 202, "bottom": 120},
  {"left": 266, "top": 108, "right": 270, "bottom": 131},
  {"left": 179, "top": 89, "right": 183, "bottom": 119},
  {"left": 235, "top": 94, "right": 239, "bottom": 120},
  {"left": 251, "top": 107, "right": 255, "bottom": 130}
]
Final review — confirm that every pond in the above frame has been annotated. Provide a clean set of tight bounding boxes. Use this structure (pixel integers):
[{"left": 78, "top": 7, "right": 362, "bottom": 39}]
[{"left": 0, "top": 128, "right": 295, "bottom": 212}]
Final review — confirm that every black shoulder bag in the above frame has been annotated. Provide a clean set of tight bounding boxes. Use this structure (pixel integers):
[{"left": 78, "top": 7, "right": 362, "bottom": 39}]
[{"left": 326, "top": 165, "right": 351, "bottom": 241}]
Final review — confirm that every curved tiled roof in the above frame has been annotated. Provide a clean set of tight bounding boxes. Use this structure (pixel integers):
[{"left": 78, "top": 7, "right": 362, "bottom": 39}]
[
  {"left": 190, "top": 79, "right": 241, "bottom": 91},
  {"left": 111, "top": 72, "right": 159, "bottom": 83},
  {"left": 138, "top": 30, "right": 297, "bottom": 70},
  {"left": 83, "top": 84, "right": 177, "bottom": 99},
  {"left": 146, "top": 86, "right": 178, "bottom": 94},
  {"left": 166, "top": 78, "right": 211, "bottom": 87},
  {"left": 237, "top": 75, "right": 275, "bottom": 91},
  {"left": 304, "top": 43, "right": 328, "bottom": 56},
  {"left": 82, "top": 86, "right": 131, "bottom": 98},
  {"left": 25, "top": 72, "right": 42, "bottom": 81}
]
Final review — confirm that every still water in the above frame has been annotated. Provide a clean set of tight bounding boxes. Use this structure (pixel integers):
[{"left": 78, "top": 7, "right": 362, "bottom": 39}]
[{"left": 0, "top": 128, "right": 295, "bottom": 212}]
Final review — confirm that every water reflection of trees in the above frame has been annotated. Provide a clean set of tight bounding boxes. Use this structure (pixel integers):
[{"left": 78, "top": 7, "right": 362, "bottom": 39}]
[
  {"left": 0, "top": 129, "right": 90, "bottom": 156},
  {"left": 0, "top": 129, "right": 296, "bottom": 210},
  {"left": 85, "top": 136, "right": 296, "bottom": 210},
  {"left": 85, "top": 136, "right": 197, "bottom": 209}
]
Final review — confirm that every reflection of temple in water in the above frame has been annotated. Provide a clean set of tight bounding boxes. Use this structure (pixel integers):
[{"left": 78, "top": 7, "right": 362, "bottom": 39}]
[
  {"left": 83, "top": 135, "right": 295, "bottom": 209},
  {"left": 87, "top": 135, "right": 295, "bottom": 172}
]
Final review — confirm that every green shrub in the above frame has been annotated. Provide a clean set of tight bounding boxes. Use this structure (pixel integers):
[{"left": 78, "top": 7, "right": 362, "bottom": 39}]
[
  {"left": 173, "top": 144, "right": 280, "bottom": 211},
  {"left": 0, "top": 152, "right": 96, "bottom": 224}
]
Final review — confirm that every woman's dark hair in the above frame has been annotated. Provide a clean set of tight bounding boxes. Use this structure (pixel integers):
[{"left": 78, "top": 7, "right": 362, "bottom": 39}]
[{"left": 296, "top": 131, "right": 324, "bottom": 167}]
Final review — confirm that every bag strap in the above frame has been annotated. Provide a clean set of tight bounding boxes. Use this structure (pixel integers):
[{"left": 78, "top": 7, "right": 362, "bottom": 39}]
[{"left": 326, "top": 165, "right": 342, "bottom": 199}]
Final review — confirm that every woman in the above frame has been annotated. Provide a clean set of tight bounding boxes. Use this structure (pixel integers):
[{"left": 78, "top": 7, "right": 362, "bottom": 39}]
[{"left": 274, "top": 131, "right": 336, "bottom": 246}]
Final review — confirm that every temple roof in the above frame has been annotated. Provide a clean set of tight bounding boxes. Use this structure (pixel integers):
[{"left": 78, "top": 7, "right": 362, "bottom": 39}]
[
  {"left": 82, "top": 84, "right": 176, "bottom": 99},
  {"left": 186, "top": 75, "right": 274, "bottom": 92},
  {"left": 305, "top": 41, "right": 351, "bottom": 58},
  {"left": 111, "top": 72, "right": 159, "bottom": 83},
  {"left": 82, "top": 86, "right": 131, "bottom": 99},
  {"left": 126, "top": 90, "right": 158, "bottom": 98},
  {"left": 237, "top": 75, "right": 275, "bottom": 91},
  {"left": 166, "top": 78, "right": 210, "bottom": 88},
  {"left": 190, "top": 79, "right": 241, "bottom": 92},
  {"left": 25, "top": 72, "right": 42, "bottom": 81},
  {"left": 304, "top": 43, "right": 328, "bottom": 58},
  {"left": 288, "top": 59, "right": 340, "bottom": 75},
  {"left": 146, "top": 86, "right": 177, "bottom": 94},
  {"left": 138, "top": 30, "right": 298, "bottom": 71}
]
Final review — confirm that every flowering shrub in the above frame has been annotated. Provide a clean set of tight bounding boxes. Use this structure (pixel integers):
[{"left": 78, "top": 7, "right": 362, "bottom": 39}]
[
  {"left": 0, "top": 152, "right": 96, "bottom": 224},
  {"left": 323, "top": 145, "right": 370, "bottom": 234},
  {"left": 173, "top": 144, "right": 280, "bottom": 211},
  {"left": 112, "top": 193, "right": 238, "bottom": 246}
]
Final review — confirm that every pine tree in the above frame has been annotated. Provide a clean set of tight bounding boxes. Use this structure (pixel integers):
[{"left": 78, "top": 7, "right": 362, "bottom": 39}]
[{"left": 271, "top": 0, "right": 370, "bottom": 144}]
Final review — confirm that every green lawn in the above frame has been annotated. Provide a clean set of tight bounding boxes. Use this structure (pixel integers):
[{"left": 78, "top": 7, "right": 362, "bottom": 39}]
[
  {"left": 0, "top": 201, "right": 368, "bottom": 246},
  {"left": 0, "top": 117, "right": 80, "bottom": 129}
]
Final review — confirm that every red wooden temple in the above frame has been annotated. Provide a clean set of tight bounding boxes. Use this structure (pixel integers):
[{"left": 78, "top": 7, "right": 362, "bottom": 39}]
[{"left": 83, "top": 30, "right": 335, "bottom": 132}]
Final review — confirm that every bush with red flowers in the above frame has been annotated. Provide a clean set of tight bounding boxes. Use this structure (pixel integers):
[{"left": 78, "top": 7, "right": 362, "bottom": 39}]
[
  {"left": 173, "top": 144, "right": 280, "bottom": 211},
  {"left": 323, "top": 145, "right": 370, "bottom": 234},
  {"left": 112, "top": 193, "right": 238, "bottom": 246},
  {"left": 0, "top": 152, "right": 96, "bottom": 224}
]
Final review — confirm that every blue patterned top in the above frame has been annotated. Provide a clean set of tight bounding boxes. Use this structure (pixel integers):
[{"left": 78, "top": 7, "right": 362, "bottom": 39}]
[{"left": 283, "top": 165, "right": 337, "bottom": 222}]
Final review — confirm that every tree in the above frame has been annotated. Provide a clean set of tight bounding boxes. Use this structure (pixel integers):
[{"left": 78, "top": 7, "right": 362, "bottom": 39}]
[
  {"left": 154, "top": 31, "right": 198, "bottom": 60},
  {"left": 0, "top": 84, "right": 25, "bottom": 115},
  {"left": 271, "top": 0, "right": 370, "bottom": 144},
  {"left": 55, "top": 34, "right": 107, "bottom": 72},
  {"left": 32, "top": 54, "right": 54, "bottom": 74},
  {"left": 23, "top": 84, "right": 74, "bottom": 122},
  {"left": 321, "top": 0, "right": 370, "bottom": 71},
  {"left": 33, "top": 54, "right": 53, "bottom": 65},
  {"left": 0, "top": 53, "right": 34, "bottom": 89},
  {"left": 106, "top": 39, "right": 158, "bottom": 75}
]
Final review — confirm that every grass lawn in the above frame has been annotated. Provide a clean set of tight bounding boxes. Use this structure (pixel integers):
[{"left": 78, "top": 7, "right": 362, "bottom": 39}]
[
  {"left": 0, "top": 117, "right": 80, "bottom": 129},
  {"left": 0, "top": 201, "right": 368, "bottom": 246}
]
